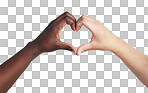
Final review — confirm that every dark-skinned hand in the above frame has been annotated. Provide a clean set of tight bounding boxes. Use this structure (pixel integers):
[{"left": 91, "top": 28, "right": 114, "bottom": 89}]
[{"left": 32, "top": 12, "right": 76, "bottom": 54}]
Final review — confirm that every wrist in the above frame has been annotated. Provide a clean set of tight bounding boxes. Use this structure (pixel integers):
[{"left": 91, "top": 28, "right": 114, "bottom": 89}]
[
  {"left": 110, "top": 37, "right": 127, "bottom": 53},
  {"left": 26, "top": 41, "right": 43, "bottom": 55}
]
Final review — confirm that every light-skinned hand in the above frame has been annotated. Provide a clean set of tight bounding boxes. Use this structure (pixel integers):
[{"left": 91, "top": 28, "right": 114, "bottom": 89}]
[{"left": 76, "top": 15, "right": 121, "bottom": 55}]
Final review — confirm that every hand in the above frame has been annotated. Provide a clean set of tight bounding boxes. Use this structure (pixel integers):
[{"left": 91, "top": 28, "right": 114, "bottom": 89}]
[
  {"left": 76, "top": 15, "right": 121, "bottom": 55},
  {"left": 32, "top": 12, "right": 76, "bottom": 54}
]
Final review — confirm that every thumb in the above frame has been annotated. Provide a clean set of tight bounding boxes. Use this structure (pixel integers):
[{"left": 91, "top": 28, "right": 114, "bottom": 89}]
[
  {"left": 57, "top": 41, "right": 76, "bottom": 54},
  {"left": 76, "top": 42, "right": 93, "bottom": 56}
]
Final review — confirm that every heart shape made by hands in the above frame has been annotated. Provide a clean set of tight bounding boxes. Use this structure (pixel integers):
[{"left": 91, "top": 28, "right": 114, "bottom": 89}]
[
  {"left": 60, "top": 25, "right": 91, "bottom": 52},
  {"left": 56, "top": 14, "right": 94, "bottom": 56}
]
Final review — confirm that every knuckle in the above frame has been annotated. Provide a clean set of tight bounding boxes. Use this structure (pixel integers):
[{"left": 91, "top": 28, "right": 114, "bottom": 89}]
[
  {"left": 64, "top": 12, "right": 76, "bottom": 22},
  {"left": 64, "top": 16, "right": 72, "bottom": 24},
  {"left": 63, "top": 16, "right": 69, "bottom": 22},
  {"left": 81, "top": 15, "right": 87, "bottom": 20},
  {"left": 64, "top": 16, "right": 68, "bottom": 20},
  {"left": 64, "top": 12, "right": 70, "bottom": 16},
  {"left": 81, "top": 16, "right": 86, "bottom": 22},
  {"left": 82, "top": 15, "right": 86, "bottom": 17}
]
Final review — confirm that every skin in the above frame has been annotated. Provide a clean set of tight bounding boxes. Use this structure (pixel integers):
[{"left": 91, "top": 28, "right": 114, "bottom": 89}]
[
  {"left": 0, "top": 12, "right": 76, "bottom": 93},
  {"left": 76, "top": 15, "right": 148, "bottom": 87},
  {"left": 0, "top": 12, "right": 148, "bottom": 92}
]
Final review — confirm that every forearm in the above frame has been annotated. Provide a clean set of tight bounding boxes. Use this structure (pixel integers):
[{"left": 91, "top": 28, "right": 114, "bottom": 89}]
[
  {"left": 112, "top": 38, "right": 148, "bottom": 87},
  {"left": 0, "top": 42, "right": 41, "bottom": 93}
]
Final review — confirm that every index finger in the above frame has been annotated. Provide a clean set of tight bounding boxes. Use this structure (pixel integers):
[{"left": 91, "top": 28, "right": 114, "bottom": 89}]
[
  {"left": 76, "top": 15, "right": 96, "bottom": 32},
  {"left": 53, "top": 12, "right": 76, "bottom": 25},
  {"left": 54, "top": 15, "right": 76, "bottom": 33}
]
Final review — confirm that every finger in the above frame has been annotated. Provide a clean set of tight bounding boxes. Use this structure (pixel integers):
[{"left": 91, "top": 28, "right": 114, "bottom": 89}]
[
  {"left": 70, "top": 20, "right": 76, "bottom": 31},
  {"left": 76, "top": 42, "right": 93, "bottom": 56},
  {"left": 65, "top": 16, "right": 76, "bottom": 31},
  {"left": 53, "top": 12, "right": 76, "bottom": 31},
  {"left": 76, "top": 15, "right": 84, "bottom": 31},
  {"left": 55, "top": 16, "right": 76, "bottom": 33},
  {"left": 55, "top": 12, "right": 76, "bottom": 22},
  {"left": 76, "top": 15, "right": 95, "bottom": 32},
  {"left": 57, "top": 41, "right": 76, "bottom": 54}
]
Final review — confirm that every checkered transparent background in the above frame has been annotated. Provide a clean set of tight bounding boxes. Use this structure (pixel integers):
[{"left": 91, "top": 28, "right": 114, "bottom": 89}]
[{"left": 0, "top": 0, "right": 148, "bottom": 93}]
